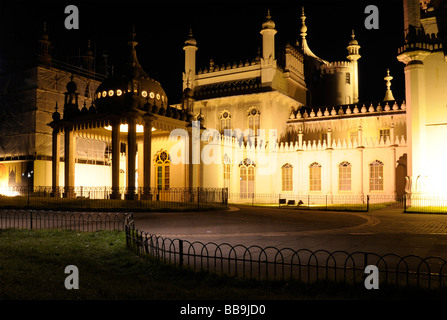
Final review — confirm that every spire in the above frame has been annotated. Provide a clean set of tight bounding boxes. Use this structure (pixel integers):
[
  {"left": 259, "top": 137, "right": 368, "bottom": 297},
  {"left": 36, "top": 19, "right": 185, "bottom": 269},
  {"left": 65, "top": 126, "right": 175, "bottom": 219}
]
[
  {"left": 38, "top": 21, "right": 52, "bottom": 65},
  {"left": 299, "top": 7, "right": 327, "bottom": 64},
  {"left": 83, "top": 39, "right": 94, "bottom": 71},
  {"left": 125, "top": 26, "right": 149, "bottom": 78},
  {"left": 383, "top": 69, "right": 395, "bottom": 101},
  {"left": 300, "top": 6, "right": 307, "bottom": 40}
]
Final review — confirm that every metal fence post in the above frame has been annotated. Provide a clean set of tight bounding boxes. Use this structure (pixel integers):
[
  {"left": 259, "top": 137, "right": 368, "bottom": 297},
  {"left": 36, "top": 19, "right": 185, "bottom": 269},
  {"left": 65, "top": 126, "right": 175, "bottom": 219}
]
[
  {"left": 367, "top": 195, "right": 370, "bottom": 212},
  {"left": 403, "top": 194, "right": 407, "bottom": 213},
  {"left": 179, "top": 239, "right": 184, "bottom": 268}
]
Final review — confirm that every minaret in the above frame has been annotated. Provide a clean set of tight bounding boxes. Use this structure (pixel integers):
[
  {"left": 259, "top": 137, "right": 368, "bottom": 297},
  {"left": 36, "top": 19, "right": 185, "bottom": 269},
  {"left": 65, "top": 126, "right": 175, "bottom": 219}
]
[
  {"left": 397, "top": 0, "right": 430, "bottom": 194},
  {"left": 183, "top": 28, "right": 197, "bottom": 91},
  {"left": 260, "top": 10, "right": 277, "bottom": 63},
  {"left": 260, "top": 10, "right": 277, "bottom": 87},
  {"left": 346, "top": 29, "right": 361, "bottom": 103},
  {"left": 38, "top": 22, "right": 52, "bottom": 66},
  {"left": 83, "top": 40, "right": 94, "bottom": 71},
  {"left": 383, "top": 69, "right": 395, "bottom": 101}
]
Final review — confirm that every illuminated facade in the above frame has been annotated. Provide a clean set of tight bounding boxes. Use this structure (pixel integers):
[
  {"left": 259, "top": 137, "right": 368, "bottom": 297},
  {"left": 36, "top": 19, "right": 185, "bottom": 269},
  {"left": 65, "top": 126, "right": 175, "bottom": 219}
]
[
  {"left": 178, "top": 7, "right": 409, "bottom": 202},
  {"left": 0, "top": 1, "right": 445, "bottom": 203},
  {"left": 397, "top": 0, "right": 447, "bottom": 196}
]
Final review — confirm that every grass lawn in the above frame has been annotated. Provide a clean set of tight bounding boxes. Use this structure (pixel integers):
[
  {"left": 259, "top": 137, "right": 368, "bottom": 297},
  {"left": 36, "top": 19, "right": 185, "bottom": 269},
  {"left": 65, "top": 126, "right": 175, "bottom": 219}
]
[{"left": 0, "top": 229, "right": 445, "bottom": 300}]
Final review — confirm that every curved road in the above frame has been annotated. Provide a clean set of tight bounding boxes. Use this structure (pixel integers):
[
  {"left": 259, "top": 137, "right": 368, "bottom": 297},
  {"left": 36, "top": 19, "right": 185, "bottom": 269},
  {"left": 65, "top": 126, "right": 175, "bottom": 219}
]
[{"left": 134, "top": 205, "right": 447, "bottom": 258}]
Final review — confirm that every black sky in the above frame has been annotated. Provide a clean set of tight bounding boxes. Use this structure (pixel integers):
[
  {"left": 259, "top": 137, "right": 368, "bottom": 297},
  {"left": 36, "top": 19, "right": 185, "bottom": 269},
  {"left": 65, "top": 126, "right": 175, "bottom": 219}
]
[{"left": 1, "top": 0, "right": 405, "bottom": 104}]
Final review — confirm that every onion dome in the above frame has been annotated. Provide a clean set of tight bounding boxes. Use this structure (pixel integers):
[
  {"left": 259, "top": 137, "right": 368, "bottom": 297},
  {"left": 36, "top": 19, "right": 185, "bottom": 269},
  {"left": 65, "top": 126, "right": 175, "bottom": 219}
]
[
  {"left": 52, "top": 102, "right": 60, "bottom": 121},
  {"left": 66, "top": 76, "right": 77, "bottom": 93},
  {"left": 184, "top": 28, "right": 197, "bottom": 47},
  {"left": 94, "top": 29, "right": 168, "bottom": 114},
  {"left": 349, "top": 30, "right": 358, "bottom": 45},
  {"left": 262, "top": 10, "right": 276, "bottom": 29}
]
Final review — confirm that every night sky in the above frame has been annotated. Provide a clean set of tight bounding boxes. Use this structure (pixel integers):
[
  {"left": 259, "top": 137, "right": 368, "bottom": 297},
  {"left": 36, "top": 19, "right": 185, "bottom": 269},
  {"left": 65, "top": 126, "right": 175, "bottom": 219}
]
[{"left": 1, "top": 0, "right": 405, "bottom": 104}]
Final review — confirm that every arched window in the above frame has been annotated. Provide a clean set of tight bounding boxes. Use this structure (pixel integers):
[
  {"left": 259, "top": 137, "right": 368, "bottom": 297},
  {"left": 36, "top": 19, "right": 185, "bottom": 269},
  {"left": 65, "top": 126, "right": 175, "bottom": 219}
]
[
  {"left": 219, "top": 111, "right": 232, "bottom": 134},
  {"left": 247, "top": 107, "right": 260, "bottom": 136},
  {"left": 309, "top": 162, "right": 321, "bottom": 191},
  {"left": 239, "top": 158, "right": 255, "bottom": 198},
  {"left": 155, "top": 150, "right": 170, "bottom": 190},
  {"left": 369, "top": 160, "right": 384, "bottom": 191},
  {"left": 281, "top": 163, "right": 293, "bottom": 191},
  {"left": 338, "top": 161, "right": 352, "bottom": 191}
]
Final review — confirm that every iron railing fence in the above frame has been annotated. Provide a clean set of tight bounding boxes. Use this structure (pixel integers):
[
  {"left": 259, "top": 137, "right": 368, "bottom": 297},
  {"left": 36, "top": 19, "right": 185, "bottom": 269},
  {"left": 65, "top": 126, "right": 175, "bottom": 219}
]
[
  {"left": 228, "top": 193, "right": 404, "bottom": 212},
  {"left": 0, "top": 186, "right": 228, "bottom": 211},
  {"left": 404, "top": 194, "right": 447, "bottom": 214},
  {"left": 125, "top": 221, "right": 447, "bottom": 290},
  {"left": 0, "top": 209, "right": 129, "bottom": 231}
]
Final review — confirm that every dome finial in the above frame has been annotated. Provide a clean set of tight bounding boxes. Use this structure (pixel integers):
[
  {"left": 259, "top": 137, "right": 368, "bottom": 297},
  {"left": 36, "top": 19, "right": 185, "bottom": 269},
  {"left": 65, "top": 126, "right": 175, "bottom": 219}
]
[
  {"left": 348, "top": 29, "right": 359, "bottom": 45},
  {"left": 262, "top": 9, "right": 275, "bottom": 29},
  {"left": 300, "top": 6, "right": 307, "bottom": 39},
  {"left": 184, "top": 27, "right": 197, "bottom": 46},
  {"left": 383, "top": 68, "right": 395, "bottom": 101}
]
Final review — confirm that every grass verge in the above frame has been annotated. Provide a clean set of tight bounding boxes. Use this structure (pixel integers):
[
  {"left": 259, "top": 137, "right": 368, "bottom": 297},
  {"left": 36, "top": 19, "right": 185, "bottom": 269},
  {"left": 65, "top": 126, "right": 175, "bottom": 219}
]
[{"left": 1, "top": 229, "right": 446, "bottom": 300}]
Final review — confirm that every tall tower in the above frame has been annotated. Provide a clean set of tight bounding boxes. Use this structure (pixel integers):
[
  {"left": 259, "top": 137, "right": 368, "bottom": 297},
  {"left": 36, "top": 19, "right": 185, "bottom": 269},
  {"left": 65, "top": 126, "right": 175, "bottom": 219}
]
[
  {"left": 260, "top": 10, "right": 277, "bottom": 86},
  {"left": 260, "top": 10, "right": 277, "bottom": 62},
  {"left": 397, "top": 0, "right": 430, "bottom": 194},
  {"left": 37, "top": 22, "right": 52, "bottom": 66},
  {"left": 346, "top": 30, "right": 361, "bottom": 103},
  {"left": 183, "top": 29, "right": 198, "bottom": 91}
]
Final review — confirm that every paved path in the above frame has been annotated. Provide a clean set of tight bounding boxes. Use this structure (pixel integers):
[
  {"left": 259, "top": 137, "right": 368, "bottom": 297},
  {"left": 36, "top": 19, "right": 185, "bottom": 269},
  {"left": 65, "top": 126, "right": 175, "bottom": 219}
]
[{"left": 133, "top": 206, "right": 447, "bottom": 258}]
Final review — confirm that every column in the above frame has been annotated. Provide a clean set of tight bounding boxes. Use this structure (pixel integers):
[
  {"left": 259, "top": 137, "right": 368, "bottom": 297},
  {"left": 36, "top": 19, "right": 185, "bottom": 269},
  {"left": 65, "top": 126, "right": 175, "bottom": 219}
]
[
  {"left": 357, "top": 127, "right": 365, "bottom": 198},
  {"left": 64, "top": 126, "right": 76, "bottom": 198},
  {"left": 326, "top": 127, "right": 332, "bottom": 149},
  {"left": 111, "top": 120, "right": 121, "bottom": 199},
  {"left": 187, "top": 122, "right": 200, "bottom": 188},
  {"left": 404, "top": 60, "right": 427, "bottom": 187},
  {"left": 51, "top": 127, "right": 60, "bottom": 197},
  {"left": 126, "top": 116, "right": 137, "bottom": 200},
  {"left": 143, "top": 114, "right": 155, "bottom": 199}
]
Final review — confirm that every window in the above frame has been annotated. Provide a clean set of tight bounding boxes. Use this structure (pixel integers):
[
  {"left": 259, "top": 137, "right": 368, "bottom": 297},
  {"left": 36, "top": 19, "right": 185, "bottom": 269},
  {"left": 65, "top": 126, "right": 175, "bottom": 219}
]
[
  {"left": 346, "top": 72, "right": 351, "bottom": 84},
  {"left": 379, "top": 129, "right": 390, "bottom": 142},
  {"left": 155, "top": 150, "right": 170, "bottom": 190},
  {"left": 369, "top": 160, "right": 384, "bottom": 191},
  {"left": 223, "top": 154, "right": 231, "bottom": 191},
  {"left": 247, "top": 107, "right": 260, "bottom": 137},
  {"left": 338, "top": 161, "right": 352, "bottom": 191},
  {"left": 281, "top": 163, "right": 293, "bottom": 192},
  {"left": 309, "top": 162, "right": 321, "bottom": 191},
  {"left": 219, "top": 111, "right": 232, "bottom": 134},
  {"left": 240, "top": 158, "right": 255, "bottom": 198}
]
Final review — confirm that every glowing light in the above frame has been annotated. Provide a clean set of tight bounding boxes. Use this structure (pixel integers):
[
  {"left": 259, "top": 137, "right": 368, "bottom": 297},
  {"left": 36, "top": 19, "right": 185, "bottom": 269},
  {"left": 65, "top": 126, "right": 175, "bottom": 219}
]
[
  {"left": 104, "top": 124, "right": 156, "bottom": 132},
  {"left": 108, "top": 90, "right": 114, "bottom": 97},
  {"left": 142, "top": 91, "right": 148, "bottom": 98},
  {"left": 116, "top": 89, "right": 122, "bottom": 96},
  {"left": 0, "top": 188, "right": 20, "bottom": 197}
]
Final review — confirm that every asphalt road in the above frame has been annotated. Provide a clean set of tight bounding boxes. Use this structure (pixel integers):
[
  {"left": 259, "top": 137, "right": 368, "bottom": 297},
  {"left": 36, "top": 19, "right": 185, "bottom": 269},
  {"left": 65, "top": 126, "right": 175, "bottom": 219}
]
[{"left": 133, "top": 205, "right": 447, "bottom": 259}]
